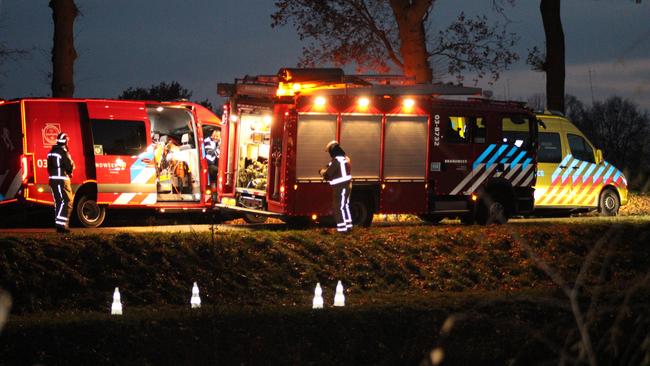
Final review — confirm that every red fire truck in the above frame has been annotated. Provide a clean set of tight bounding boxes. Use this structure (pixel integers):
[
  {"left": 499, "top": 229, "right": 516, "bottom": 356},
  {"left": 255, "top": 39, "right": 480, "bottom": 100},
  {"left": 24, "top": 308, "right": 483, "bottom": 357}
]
[
  {"left": 215, "top": 68, "right": 539, "bottom": 226},
  {"left": 0, "top": 98, "right": 222, "bottom": 227}
]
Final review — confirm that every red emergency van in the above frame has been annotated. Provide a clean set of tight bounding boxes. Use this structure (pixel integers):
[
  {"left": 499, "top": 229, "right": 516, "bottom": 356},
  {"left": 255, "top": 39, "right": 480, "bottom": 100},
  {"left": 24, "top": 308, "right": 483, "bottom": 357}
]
[
  {"left": 0, "top": 98, "right": 222, "bottom": 227},
  {"left": 215, "top": 68, "right": 539, "bottom": 226}
]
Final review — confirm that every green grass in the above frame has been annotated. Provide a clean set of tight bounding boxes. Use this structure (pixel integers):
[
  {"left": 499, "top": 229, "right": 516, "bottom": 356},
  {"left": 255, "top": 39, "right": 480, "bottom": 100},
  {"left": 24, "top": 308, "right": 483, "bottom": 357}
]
[
  {"left": 1, "top": 220, "right": 650, "bottom": 364},
  {"left": 1, "top": 219, "right": 649, "bottom": 314}
]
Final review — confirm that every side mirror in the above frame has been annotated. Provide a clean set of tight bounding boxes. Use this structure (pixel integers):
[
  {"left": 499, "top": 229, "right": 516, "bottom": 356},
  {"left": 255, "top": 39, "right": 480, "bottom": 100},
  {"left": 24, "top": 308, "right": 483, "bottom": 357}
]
[{"left": 595, "top": 149, "right": 604, "bottom": 164}]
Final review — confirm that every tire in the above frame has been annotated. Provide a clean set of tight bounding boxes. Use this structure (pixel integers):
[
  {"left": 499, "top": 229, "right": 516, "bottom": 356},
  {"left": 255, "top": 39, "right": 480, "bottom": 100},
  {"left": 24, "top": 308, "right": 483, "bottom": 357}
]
[
  {"left": 417, "top": 214, "right": 443, "bottom": 225},
  {"left": 350, "top": 198, "right": 373, "bottom": 227},
  {"left": 243, "top": 213, "right": 268, "bottom": 224},
  {"left": 598, "top": 189, "right": 620, "bottom": 216},
  {"left": 476, "top": 193, "right": 509, "bottom": 225},
  {"left": 75, "top": 195, "right": 106, "bottom": 228}
]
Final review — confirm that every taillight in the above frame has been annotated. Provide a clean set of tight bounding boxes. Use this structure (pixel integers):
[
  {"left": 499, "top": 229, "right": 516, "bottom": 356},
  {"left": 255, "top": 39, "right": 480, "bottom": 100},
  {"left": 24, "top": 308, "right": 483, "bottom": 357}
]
[{"left": 21, "top": 155, "right": 34, "bottom": 183}]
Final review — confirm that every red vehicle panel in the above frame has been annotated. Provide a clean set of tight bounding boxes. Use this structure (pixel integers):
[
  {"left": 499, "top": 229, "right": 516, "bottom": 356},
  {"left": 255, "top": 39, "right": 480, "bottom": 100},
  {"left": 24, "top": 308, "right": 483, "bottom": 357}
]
[
  {"left": 0, "top": 98, "right": 222, "bottom": 227},
  {"left": 215, "top": 68, "right": 538, "bottom": 226}
]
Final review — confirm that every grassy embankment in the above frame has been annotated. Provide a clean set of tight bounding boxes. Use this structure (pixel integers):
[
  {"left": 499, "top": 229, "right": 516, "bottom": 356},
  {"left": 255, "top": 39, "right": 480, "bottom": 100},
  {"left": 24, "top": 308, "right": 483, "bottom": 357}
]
[{"left": 1, "top": 216, "right": 650, "bottom": 364}]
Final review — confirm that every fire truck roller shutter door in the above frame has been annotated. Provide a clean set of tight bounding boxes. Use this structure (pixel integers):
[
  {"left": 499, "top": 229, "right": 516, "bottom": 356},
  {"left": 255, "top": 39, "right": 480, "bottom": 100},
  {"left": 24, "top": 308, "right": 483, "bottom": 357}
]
[
  {"left": 382, "top": 115, "right": 428, "bottom": 213},
  {"left": 339, "top": 114, "right": 381, "bottom": 180},
  {"left": 296, "top": 114, "right": 337, "bottom": 181}
]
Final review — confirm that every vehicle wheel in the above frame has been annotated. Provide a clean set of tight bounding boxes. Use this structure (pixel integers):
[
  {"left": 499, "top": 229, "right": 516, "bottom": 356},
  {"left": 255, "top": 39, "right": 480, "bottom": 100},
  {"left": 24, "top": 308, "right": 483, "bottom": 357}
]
[
  {"left": 243, "top": 213, "right": 268, "bottom": 224},
  {"left": 417, "top": 214, "right": 443, "bottom": 225},
  {"left": 598, "top": 189, "right": 620, "bottom": 216},
  {"left": 476, "top": 193, "right": 509, "bottom": 225},
  {"left": 75, "top": 195, "right": 106, "bottom": 228},
  {"left": 350, "top": 199, "right": 373, "bottom": 227}
]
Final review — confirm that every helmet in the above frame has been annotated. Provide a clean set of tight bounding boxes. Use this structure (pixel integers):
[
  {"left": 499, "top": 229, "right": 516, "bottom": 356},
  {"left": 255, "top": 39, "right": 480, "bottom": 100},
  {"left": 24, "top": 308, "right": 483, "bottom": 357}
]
[
  {"left": 325, "top": 140, "right": 339, "bottom": 153},
  {"left": 56, "top": 132, "right": 69, "bottom": 145}
]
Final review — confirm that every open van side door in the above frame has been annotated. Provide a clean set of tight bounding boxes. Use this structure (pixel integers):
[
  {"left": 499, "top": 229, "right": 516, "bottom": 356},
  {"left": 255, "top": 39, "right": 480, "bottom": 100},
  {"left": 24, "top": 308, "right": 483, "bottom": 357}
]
[{"left": 86, "top": 100, "right": 156, "bottom": 205}]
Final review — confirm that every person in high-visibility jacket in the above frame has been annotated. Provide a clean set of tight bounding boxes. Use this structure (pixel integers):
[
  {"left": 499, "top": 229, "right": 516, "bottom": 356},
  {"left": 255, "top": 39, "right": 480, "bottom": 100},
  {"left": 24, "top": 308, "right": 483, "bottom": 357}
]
[
  {"left": 203, "top": 129, "right": 221, "bottom": 187},
  {"left": 319, "top": 140, "right": 352, "bottom": 233},
  {"left": 47, "top": 132, "right": 75, "bottom": 233}
]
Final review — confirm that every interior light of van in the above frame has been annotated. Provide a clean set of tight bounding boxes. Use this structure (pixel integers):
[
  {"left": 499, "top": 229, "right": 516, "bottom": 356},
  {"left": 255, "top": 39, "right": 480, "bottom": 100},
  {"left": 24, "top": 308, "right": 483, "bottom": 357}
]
[
  {"left": 293, "top": 184, "right": 298, "bottom": 190},
  {"left": 37, "top": 187, "right": 44, "bottom": 193},
  {"left": 314, "top": 96, "right": 327, "bottom": 108},
  {"left": 156, "top": 106, "right": 164, "bottom": 112},
  {"left": 471, "top": 194, "right": 478, "bottom": 201},
  {"left": 205, "top": 189, "right": 212, "bottom": 195},
  {"left": 403, "top": 98, "right": 415, "bottom": 111},
  {"left": 311, "top": 214, "right": 318, "bottom": 221},
  {"left": 357, "top": 97, "right": 370, "bottom": 108}
]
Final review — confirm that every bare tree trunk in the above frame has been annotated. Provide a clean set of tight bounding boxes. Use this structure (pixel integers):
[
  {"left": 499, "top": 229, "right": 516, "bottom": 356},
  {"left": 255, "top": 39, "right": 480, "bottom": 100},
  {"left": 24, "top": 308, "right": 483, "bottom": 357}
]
[
  {"left": 389, "top": 0, "right": 433, "bottom": 83},
  {"left": 541, "top": 0, "right": 565, "bottom": 113},
  {"left": 49, "top": 0, "right": 78, "bottom": 98}
]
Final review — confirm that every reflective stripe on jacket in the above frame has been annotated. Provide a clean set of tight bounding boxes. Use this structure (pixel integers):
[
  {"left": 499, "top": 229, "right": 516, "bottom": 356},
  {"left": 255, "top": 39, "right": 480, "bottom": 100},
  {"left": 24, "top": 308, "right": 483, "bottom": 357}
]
[
  {"left": 323, "top": 156, "right": 351, "bottom": 186},
  {"left": 47, "top": 145, "right": 74, "bottom": 180},
  {"left": 204, "top": 137, "right": 219, "bottom": 165}
]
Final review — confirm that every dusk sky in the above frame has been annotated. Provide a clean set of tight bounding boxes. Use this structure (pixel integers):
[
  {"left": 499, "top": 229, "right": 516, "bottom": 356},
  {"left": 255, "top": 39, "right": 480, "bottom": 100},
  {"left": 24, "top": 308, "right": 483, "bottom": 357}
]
[{"left": 0, "top": 0, "right": 648, "bottom": 111}]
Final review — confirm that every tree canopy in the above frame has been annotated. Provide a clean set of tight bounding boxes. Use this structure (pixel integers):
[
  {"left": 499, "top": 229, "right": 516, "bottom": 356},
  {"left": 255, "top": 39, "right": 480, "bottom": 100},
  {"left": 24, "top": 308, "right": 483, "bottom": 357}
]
[
  {"left": 272, "top": 0, "right": 519, "bottom": 83},
  {"left": 567, "top": 96, "right": 650, "bottom": 189},
  {"left": 117, "top": 81, "right": 214, "bottom": 112}
]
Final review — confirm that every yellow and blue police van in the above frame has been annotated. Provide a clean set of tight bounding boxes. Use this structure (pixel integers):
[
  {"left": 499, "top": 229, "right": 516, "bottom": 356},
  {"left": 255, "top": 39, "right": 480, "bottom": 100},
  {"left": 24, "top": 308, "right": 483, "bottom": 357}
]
[{"left": 534, "top": 113, "right": 628, "bottom": 216}]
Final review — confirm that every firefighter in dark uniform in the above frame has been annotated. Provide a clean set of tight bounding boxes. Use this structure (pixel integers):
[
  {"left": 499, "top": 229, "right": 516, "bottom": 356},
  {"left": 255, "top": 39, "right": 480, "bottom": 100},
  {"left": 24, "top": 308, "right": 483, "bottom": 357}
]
[
  {"left": 204, "top": 129, "right": 220, "bottom": 187},
  {"left": 319, "top": 140, "right": 352, "bottom": 233},
  {"left": 47, "top": 132, "right": 75, "bottom": 233}
]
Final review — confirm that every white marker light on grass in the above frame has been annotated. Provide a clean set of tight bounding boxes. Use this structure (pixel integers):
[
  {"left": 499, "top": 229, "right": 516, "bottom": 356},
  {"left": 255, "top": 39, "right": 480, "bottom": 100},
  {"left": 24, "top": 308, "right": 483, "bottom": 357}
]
[
  {"left": 190, "top": 282, "right": 201, "bottom": 309},
  {"left": 111, "top": 287, "right": 123, "bottom": 315},
  {"left": 312, "top": 283, "right": 324, "bottom": 309},
  {"left": 334, "top": 280, "right": 345, "bottom": 307}
]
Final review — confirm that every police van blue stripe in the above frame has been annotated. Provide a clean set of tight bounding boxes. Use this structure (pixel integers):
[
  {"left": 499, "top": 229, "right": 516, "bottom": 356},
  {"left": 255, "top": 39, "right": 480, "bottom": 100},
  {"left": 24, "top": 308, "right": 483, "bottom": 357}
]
[
  {"left": 522, "top": 158, "right": 532, "bottom": 170},
  {"left": 562, "top": 159, "right": 579, "bottom": 183},
  {"left": 486, "top": 145, "right": 508, "bottom": 168},
  {"left": 592, "top": 165, "right": 606, "bottom": 181},
  {"left": 602, "top": 166, "right": 615, "bottom": 181},
  {"left": 572, "top": 161, "right": 589, "bottom": 182},
  {"left": 552, "top": 154, "right": 573, "bottom": 182},
  {"left": 581, "top": 163, "right": 597, "bottom": 183},
  {"left": 511, "top": 151, "right": 527, "bottom": 166},
  {"left": 473, "top": 144, "right": 496, "bottom": 169},
  {"left": 500, "top": 146, "right": 520, "bottom": 164}
]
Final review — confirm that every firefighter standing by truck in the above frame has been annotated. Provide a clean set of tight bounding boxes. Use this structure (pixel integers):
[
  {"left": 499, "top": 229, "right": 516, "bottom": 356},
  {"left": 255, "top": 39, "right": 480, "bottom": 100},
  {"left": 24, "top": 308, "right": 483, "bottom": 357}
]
[
  {"left": 319, "top": 141, "right": 353, "bottom": 233},
  {"left": 47, "top": 132, "right": 75, "bottom": 233}
]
